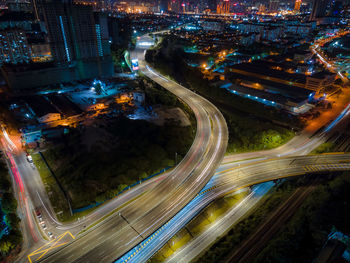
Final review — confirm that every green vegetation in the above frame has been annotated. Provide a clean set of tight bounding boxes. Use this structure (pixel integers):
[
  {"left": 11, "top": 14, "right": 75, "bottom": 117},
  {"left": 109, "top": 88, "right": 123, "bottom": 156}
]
[
  {"left": 110, "top": 17, "right": 133, "bottom": 71},
  {"left": 139, "top": 77, "right": 196, "bottom": 126},
  {"left": 193, "top": 177, "right": 307, "bottom": 263},
  {"left": 146, "top": 36, "right": 298, "bottom": 153},
  {"left": 31, "top": 154, "right": 71, "bottom": 221},
  {"left": 150, "top": 191, "right": 248, "bottom": 263},
  {"left": 253, "top": 172, "right": 350, "bottom": 263},
  {"left": 0, "top": 157, "right": 22, "bottom": 260},
  {"left": 194, "top": 172, "right": 350, "bottom": 263},
  {"left": 37, "top": 82, "right": 195, "bottom": 212},
  {"left": 310, "top": 142, "right": 335, "bottom": 154}
]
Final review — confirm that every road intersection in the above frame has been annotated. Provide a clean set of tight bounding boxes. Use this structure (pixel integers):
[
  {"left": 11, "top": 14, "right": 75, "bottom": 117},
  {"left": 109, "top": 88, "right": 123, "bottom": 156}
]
[{"left": 0, "top": 32, "right": 348, "bottom": 263}]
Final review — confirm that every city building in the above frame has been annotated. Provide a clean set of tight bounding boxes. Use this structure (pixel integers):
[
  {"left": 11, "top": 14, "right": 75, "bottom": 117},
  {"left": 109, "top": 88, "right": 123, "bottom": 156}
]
[
  {"left": 207, "top": 0, "right": 217, "bottom": 13},
  {"left": 217, "top": 81, "right": 313, "bottom": 115},
  {"left": 168, "top": 0, "right": 181, "bottom": 13},
  {"left": 217, "top": 0, "right": 229, "bottom": 15},
  {"left": 310, "top": 0, "right": 329, "bottom": 20},
  {"left": 258, "top": 4, "right": 266, "bottom": 13},
  {"left": 27, "top": 21, "right": 53, "bottom": 63},
  {"left": 294, "top": 0, "right": 302, "bottom": 12},
  {"left": 201, "top": 20, "right": 225, "bottom": 31},
  {"left": 40, "top": 1, "right": 102, "bottom": 64},
  {"left": 1, "top": 0, "right": 114, "bottom": 89},
  {"left": 237, "top": 22, "right": 283, "bottom": 42},
  {"left": 284, "top": 20, "right": 316, "bottom": 37},
  {"left": 159, "top": 0, "right": 168, "bottom": 12},
  {"left": 305, "top": 73, "right": 336, "bottom": 92},
  {"left": 240, "top": 33, "right": 259, "bottom": 46},
  {"left": 26, "top": 96, "right": 61, "bottom": 123},
  {"left": 330, "top": 0, "right": 342, "bottom": 17},
  {"left": 226, "top": 60, "right": 336, "bottom": 96},
  {"left": 0, "top": 28, "right": 31, "bottom": 64},
  {"left": 269, "top": 0, "right": 279, "bottom": 12}
]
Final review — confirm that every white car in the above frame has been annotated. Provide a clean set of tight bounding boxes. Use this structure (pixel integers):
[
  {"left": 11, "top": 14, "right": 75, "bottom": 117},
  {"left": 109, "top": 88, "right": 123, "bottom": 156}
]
[
  {"left": 42, "top": 224, "right": 47, "bottom": 230},
  {"left": 26, "top": 155, "right": 33, "bottom": 163},
  {"left": 48, "top": 232, "right": 54, "bottom": 239}
]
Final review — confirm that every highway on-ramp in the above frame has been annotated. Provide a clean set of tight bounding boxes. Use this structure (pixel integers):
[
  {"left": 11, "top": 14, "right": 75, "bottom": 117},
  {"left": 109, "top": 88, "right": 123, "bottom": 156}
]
[
  {"left": 9, "top": 31, "right": 350, "bottom": 263},
  {"left": 34, "top": 34, "right": 228, "bottom": 263},
  {"left": 117, "top": 153, "right": 350, "bottom": 263}
]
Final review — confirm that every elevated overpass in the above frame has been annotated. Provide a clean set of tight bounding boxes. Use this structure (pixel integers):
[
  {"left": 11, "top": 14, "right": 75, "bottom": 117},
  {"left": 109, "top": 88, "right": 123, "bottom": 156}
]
[{"left": 115, "top": 153, "right": 350, "bottom": 263}]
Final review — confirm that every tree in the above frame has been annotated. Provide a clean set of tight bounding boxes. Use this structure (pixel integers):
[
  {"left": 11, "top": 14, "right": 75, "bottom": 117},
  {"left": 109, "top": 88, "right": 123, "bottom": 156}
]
[
  {"left": 0, "top": 239, "right": 13, "bottom": 255},
  {"left": 2, "top": 193, "right": 17, "bottom": 212},
  {"left": 0, "top": 177, "right": 10, "bottom": 191},
  {"left": 6, "top": 213, "right": 20, "bottom": 228},
  {"left": 94, "top": 82, "right": 103, "bottom": 96}
]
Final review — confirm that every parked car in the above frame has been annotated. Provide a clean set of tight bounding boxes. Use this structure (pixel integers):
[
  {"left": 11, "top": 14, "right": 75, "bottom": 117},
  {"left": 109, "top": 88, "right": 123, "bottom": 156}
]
[
  {"left": 26, "top": 154, "right": 33, "bottom": 163},
  {"left": 48, "top": 232, "right": 54, "bottom": 239},
  {"left": 35, "top": 208, "right": 41, "bottom": 217}
]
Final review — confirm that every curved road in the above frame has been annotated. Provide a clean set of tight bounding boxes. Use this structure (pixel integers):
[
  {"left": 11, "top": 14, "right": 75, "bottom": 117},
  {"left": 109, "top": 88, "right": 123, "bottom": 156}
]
[
  {"left": 35, "top": 34, "right": 228, "bottom": 263},
  {"left": 12, "top": 30, "right": 350, "bottom": 263},
  {"left": 118, "top": 153, "right": 350, "bottom": 263}
]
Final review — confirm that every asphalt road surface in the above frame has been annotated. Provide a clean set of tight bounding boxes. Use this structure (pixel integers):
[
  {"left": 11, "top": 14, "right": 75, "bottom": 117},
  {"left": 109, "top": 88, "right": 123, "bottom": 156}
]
[{"left": 35, "top": 34, "right": 228, "bottom": 263}]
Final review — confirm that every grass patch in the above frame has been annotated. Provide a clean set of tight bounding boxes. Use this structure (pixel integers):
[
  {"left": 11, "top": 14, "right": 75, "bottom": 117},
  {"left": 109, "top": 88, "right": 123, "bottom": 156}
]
[
  {"left": 32, "top": 153, "right": 71, "bottom": 221},
  {"left": 149, "top": 191, "right": 248, "bottom": 263},
  {"left": 34, "top": 78, "right": 195, "bottom": 211},
  {"left": 253, "top": 172, "right": 350, "bottom": 263},
  {"left": 192, "top": 178, "right": 305, "bottom": 263},
  {"left": 310, "top": 142, "right": 335, "bottom": 154}
]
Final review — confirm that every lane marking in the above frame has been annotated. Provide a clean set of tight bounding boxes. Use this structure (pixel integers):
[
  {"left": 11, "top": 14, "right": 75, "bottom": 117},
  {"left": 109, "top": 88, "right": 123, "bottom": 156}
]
[{"left": 27, "top": 231, "right": 75, "bottom": 262}]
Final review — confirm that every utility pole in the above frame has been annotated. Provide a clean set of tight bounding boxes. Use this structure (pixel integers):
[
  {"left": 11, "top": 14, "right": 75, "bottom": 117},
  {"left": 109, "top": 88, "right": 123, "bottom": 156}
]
[{"left": 119, "top": 212, "right": 144, "bottom": 239}]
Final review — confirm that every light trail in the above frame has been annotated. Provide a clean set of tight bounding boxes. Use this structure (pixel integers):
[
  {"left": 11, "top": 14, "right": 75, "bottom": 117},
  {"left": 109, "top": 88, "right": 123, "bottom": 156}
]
[
  {"left": 1, "top": 126, "right": 17, "bottom": 152},
  {"left": 324, "top": 103, "right": 350, "bottom": 133},
  {"left": 146, "top": 65, "right": 169, "bottom": 82},
  {"left": 36, "top": 191, "right": 63, "bottom": 226},
  {"left": 7, "top": 151, "right": 38, "bottom": 242}
]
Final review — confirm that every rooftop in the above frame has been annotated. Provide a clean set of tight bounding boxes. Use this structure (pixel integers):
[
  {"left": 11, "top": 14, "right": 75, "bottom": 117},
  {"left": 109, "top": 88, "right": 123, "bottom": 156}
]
[
  {"left": 47, "top": 94, "right": 83, "bottom": 117},
  {"left": 25, "top": 96, "right": 59, "bottom": 117}
]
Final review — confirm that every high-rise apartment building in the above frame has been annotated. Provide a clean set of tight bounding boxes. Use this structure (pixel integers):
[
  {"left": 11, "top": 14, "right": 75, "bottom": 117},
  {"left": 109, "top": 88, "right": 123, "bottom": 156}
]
[
  {"left": 269, "top": 0, "right": 279, "bottom": 12},
  {"left": 159, "top": 0, "right": 168, "bottom": 12},
  {"left": 39, "top": 0, "right": 113, "bottom": 78},
  {"left": 40, "top": 0, "right": 96, "bottom": 63},
  {"left": 331, "top": 0, "right": 342, "bottom": 16},
  {"left": 169, "top": 0, "right": 181, "bottom": 13},
  {"left": 217, "top": 0, "right": 229, "bottom": 14},
  {"left": 310, "top": 0, "right": 329, "bottom": 20},
  {"left": 294, "top": 0, "right": 301, "bottom": 12},
  {"left": 208, "top": 0, "right": 217, "bottom": 12}
]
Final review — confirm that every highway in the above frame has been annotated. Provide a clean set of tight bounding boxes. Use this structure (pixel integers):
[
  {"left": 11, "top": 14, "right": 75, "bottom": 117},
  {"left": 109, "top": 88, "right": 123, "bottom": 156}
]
[
  {"left": 311, "top": 30, "right": 350, "bottom": 83},
  {"left": 3, "top": 30, "right": 349, "bottom": 263},
  {"left": 32, "top": 33, "right": 228, "bottom": 263},
  {"left": 165, "top": 182, "right": 275, "bottom": 263},
  {"left": 114, "top": 153, "right": 350, "bottom": 263}
]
